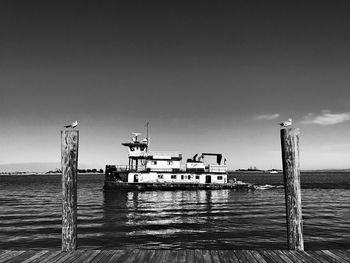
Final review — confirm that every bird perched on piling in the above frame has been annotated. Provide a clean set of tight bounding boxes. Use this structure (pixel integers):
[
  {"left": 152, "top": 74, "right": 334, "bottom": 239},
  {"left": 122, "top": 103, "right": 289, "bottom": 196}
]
[
  {"left": 279, "top": 118, "right": 292, "bottom": 127},
  {"left": 64, "top": 120, "right": 78, "bottom": 129}
]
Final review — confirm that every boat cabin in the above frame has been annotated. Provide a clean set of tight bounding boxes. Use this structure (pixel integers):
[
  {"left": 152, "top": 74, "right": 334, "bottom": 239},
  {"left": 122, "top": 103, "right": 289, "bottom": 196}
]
[{"left": 105, "top": 133, "right": 228, "bottom": 184}]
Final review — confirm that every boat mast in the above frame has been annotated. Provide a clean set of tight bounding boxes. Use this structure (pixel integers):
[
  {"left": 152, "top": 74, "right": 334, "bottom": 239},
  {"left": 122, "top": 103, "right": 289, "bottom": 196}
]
[{"left": 145, "top": 121, "right": 149, "bottom": 153}]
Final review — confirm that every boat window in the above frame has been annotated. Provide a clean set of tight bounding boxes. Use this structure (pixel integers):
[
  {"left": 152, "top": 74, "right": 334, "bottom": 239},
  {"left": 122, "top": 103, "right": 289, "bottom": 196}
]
[
  {"left": 171, "top": 174, "right": 176, "bottom": 179},
  {"left": 158, "top": 174, "right": 164, "bottom": 179},
  {"left": 130, "top": 147, "right": 135, "bottom": 151},
  {"left": 217, "top": 176, "right": 223, "bottom": 180},
  {"left": 168, "top": 161, "right": 173, "bottom": 165},
  {"left": 152, "top": 161, "right": 157, "bottom": 165},
  {"left": 195, "top": 175, "right": 200, "bottom": 180},
  {"left": 181, "top": 175, "right": 184, "bottom": 180},
  {"left": 140, "top": 146, "right": 145, "bottom": 151}
]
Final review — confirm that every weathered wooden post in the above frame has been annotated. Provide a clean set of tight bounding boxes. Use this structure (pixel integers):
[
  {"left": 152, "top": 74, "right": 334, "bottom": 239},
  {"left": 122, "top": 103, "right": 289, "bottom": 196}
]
[
  {"left": 61, "top": 130, "right": 79, "bottom": 251},
  {"left": 280, "top": 128, "right": 304, "bottom": 250}
]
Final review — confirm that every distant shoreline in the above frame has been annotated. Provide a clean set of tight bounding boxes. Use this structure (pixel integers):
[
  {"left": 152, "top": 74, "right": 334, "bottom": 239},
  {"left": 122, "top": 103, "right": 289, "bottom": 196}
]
[
  {"left": 1, "top": 170, "right": 350, "bottom": 176},
  {"left": 229, "top": 169, "right": 350, "bottom": 174},
  {"left": 0, "top": 172, "right": 104, "bottom": 176}
]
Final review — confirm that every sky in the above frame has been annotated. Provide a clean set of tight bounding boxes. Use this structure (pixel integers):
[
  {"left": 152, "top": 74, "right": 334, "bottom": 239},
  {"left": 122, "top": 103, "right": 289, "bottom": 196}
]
[{"left": 1, "top": 1, "right": 350, "bottom": 171}]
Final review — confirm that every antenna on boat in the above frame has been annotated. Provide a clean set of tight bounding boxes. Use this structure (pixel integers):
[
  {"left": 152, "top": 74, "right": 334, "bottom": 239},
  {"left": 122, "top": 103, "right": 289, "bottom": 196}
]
[{"left": 145, "top": 122, "right": 149, "bottom": 152}]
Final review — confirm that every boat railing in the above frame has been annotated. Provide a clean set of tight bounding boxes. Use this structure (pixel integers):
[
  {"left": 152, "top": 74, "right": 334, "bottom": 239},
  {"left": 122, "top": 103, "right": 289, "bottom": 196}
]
[
  {"left": 114, "top": 165, "right": 147, "bottom": 172},
  {"left": 148, "top": 151, "right": 182, "bottom": 158},
  {"left": 208, "top": 164, "right": 227, "bottom": 173},
  {"left": 148, "top": 167, "right": 174, "bottom": 172}
]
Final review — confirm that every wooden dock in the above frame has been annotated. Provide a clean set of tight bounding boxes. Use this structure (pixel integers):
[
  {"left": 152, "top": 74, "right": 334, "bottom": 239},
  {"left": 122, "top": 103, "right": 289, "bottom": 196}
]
[{"left": 1, "top": 249, "right": 350, "bottom": 263}]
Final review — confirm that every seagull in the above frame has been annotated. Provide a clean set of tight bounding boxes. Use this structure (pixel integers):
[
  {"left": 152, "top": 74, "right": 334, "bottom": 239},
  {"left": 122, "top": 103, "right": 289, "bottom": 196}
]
[
  {"left": 279, "top": 118, "right": 292, "bottom": 127},
  {"left": 64, "top": 120, "right": 78, "bottom": 129}
]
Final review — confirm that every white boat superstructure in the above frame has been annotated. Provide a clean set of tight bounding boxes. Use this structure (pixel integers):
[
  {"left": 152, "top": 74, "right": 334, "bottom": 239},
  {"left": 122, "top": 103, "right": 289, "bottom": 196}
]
[{"left": 107, "top": 132, "right": 228, "bottom": 184}]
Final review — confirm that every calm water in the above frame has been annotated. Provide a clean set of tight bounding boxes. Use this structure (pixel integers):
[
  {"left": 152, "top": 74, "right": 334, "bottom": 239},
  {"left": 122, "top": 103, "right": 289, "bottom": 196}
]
[{"left": 0, "top": 172, "right": 349, "bottom": 250}]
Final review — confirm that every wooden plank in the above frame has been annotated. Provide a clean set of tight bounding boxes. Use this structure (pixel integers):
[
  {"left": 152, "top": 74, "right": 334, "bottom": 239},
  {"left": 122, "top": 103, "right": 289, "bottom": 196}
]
[
  {"left": 54, "top": 250, "right": 83, "bottom": 263},
  {"left": 0, "top": 251, "right": 10, "bottom": 259},
  {"left": 136, "top": 250, "right": 156, "bottom": 263},
  {"left": 36, "top": 251, "right": 63, "bottom": 263},
  {"left": 90, "top": 250, "right": 116, "bottom": 263},
  {"left": 125, "top": 249, "right": 144, "bottom": 263},
  {"left": 305, "top": 251, "right": 332, "bottom": 263},
  {"left": 194, "top": 249, "right": 212, "bottom": 263},
  {"left": 194, "top": 250, "right": 204, "bottom": 263},
  {"left": 83, "top": 250, "right": 104, "bottom": 263},
  {"left": 259, "top": 250, "right": 288, "bottom": 263},
  {"left": 106, "top": 250, "right": 129, "bottom": 263},
  {"left": 322, "top": 250, "right": 349, "bottom": 263},
  {"left": 234, "top": 250, "right": 251, "bottom": 263},
  {"left": 203, "top": 250, "right": 213, "bottom": 263},
  {"left": 148, "top": 250, "right": 164, "bottom": 263},
  {"left": 159, "top": 250, "right": 172, "bottom": 263},
  {"left": 55, "top": 252, "right": 76, "bottom": 263},
  {"left": 274, "top": 250, "right": 298, "bottom": 263},
  {"left": 128, "top": 250, "right": 145, "bottom": 263},
  {"left": 238, "top": 250, "right": 259, "bottom": 263},
  {"left": 277, "top": 250, "right": 302, "bottom": 263},
  {"left": 187, "top": 250, "right": 195, "bottom": 263},
  {"left": 0, "top": 250, "right": 26, "bottom": 263},
  {"left": 0, "top": 251, "right": 12, "bottom": 261},
  {"left": 246, "top": 250, "right": 265, "bottom": 263},
  {"left": 210, "top": 251, "right": 222, "bottom": 263},
  {"left": 297, "top": 251, "right": 327, "bottom": 263},
  {"left": 86, "top": 250, "right": 109, "bottom": 263},
  {"left": 249, "top": 251, "right": 268, "bottom": 263},
  {"left": 6, "top": 250, "right": 37, "bottom": 263},
  {"left": 0, "top": 250, "right": 26, "bottom": 262},
  {"left": 295, "top": 250, "right": 321, "bottom": 263},
  {"left": 1, "top": 249, "right": 350, "bottom": 263},
  {"left": 70, "top": 250, "right": 100, "bottom": 263},
  {"left": 317, "top": 250, "right": 350, "bottom": 263},
  {"left": 280, "top": 128, "right": 304, "bottom": 251},
  {"left": 102, "top": 250, "right": 118, "bottom": 263},
  {"left": 310, "top": 251, "right": 340, "bottom": 263},
  {"left": 21, "top": 250, "right": 50, "bottom": 263},
  {"left": 133, "top": 250, "right": 155, "bottom": 263},
  {"left": 166, "top": 250, "right": 179, "bottom": 263},
  {"left": 332, "top": 250, "right": 350, "bottom": 262},
  {"left": 284, "top": 251, "right": 308, "bottom": 263},
  {"left": 153, "top": 250, "right": 171, "bottom": 263},
  {"left": 176, "top": 250, "right": 187, "bottom": 263},
  {"left": 217, "top": 250, "right": 239, "bottom": 263}
]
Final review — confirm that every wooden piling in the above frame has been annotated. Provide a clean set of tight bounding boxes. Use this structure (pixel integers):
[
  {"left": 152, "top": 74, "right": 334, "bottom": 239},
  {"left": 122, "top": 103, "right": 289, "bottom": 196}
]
[
  {"left": 61, "top": 130, "right": 79, "bottom": 251},
  {"left": 280, "top": 128, "right": 304, "bottom": 250}
]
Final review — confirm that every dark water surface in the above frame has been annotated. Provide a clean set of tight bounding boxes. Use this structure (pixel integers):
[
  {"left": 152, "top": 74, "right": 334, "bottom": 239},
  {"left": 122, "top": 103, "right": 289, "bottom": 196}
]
[{"left": 0, "top": 172, "right": 349, "bottom": 250}]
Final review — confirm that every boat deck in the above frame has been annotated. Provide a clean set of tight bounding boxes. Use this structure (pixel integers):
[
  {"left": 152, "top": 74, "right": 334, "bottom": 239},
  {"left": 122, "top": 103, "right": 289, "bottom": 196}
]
[
  {"left": 103, "top": 181, "right": 254, "bottom": 191},
  {"left": 1, "top": 249, "right": 350, "bottom": 262}
]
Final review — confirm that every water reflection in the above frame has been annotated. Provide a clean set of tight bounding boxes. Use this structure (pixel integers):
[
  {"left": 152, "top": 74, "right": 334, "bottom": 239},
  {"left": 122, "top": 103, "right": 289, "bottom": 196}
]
[
  {"left": 98, "top": 187, "right": 350, "bottom": 250},
  {"left": 101, "top": 190, "right": 232, "bottom": 249}
]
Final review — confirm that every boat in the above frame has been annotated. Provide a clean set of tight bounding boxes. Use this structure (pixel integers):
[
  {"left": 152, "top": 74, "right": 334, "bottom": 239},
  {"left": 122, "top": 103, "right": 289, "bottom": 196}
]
[{"left": 104, "top": 132, "right": 254, "bottom": 191}]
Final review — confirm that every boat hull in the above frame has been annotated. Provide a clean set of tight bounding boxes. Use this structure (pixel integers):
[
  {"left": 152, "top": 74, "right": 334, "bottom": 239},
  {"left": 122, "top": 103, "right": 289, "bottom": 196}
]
[{"left": 103, "top": 181, "right": 255, "bottom": 191}]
